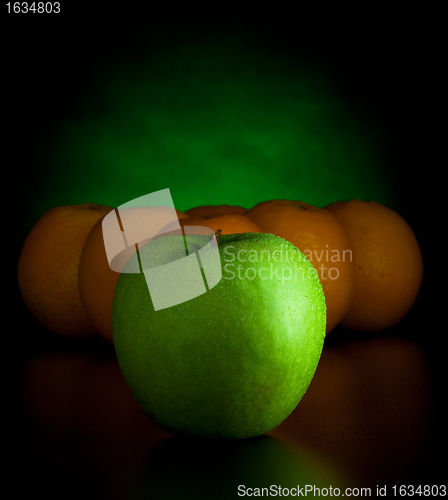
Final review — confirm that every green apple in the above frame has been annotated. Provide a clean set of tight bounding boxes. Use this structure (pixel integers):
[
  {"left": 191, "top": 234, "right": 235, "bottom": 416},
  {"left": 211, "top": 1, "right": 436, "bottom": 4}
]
[{"left": 113, "top": 232, "right": 326, "bottom": 439}]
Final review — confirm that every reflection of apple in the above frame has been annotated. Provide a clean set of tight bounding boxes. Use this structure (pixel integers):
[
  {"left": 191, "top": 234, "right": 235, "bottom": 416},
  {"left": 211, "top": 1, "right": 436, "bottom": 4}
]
[
  {"left": 113, "top": 232, "right": 326, "bottom": 439},
  {"left": 133, "top": 435, "right": 346, "bottom": 499}
]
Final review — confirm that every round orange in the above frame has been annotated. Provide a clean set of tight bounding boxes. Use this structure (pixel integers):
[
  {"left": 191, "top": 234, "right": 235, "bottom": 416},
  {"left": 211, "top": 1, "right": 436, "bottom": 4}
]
[
  {"left": 246, "top": 200, "right": 355, "bottom": 334},
  {"left": 184, "top": 204, "right": 248, "bottom": 218},
  {"left": 161, "top": 213, "right": 262, "bottom": 236},
  {"left": 325, "top": 200, "right": 423, "bottom": 330},
  {"left": 78, "top": 207, "right": 188, "bottom": 343},
  {"left": 18, "top": 203, "right": 112, "bottom": 337}
]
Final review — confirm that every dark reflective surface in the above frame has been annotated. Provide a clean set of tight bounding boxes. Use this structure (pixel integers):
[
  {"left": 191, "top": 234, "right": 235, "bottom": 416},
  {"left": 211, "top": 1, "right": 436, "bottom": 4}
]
[
  {"left": 132, "top": 435, "right": 346, "bottom": 500},
  {"left": 13, "top": 324, "right": 438, "bottom": 498}
]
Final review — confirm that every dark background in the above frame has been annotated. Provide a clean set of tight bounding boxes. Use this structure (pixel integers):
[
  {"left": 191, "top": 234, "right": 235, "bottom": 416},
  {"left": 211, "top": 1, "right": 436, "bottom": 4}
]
[{"left": 6, "top": 9, "right": 444, "bottom": 498}]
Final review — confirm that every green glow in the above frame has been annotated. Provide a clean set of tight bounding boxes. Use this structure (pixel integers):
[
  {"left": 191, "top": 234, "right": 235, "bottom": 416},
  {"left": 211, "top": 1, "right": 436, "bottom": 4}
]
[{"left": 25, "top": 32, "right": 395, "bottom": 236}]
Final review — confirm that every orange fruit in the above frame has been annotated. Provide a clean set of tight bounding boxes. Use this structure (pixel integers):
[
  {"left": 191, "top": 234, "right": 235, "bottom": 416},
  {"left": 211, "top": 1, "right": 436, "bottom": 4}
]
[
  {"left": 184, "top": 204, "right": 248, "bottom": 218},
  {"left": 78, "top": 207, "right": 188, "bottom": 343},
  {"left": 18, "top": 203, "right": 112, "bottom": 337},
  {"left": 325, "top": 200, "right": 423, "bottom": 330},
  {"left": 161, "top": 213, "right": 262, "bottom": 236},
  {"left": 246, "top": 200, "right": 355, "bottom": 334}
]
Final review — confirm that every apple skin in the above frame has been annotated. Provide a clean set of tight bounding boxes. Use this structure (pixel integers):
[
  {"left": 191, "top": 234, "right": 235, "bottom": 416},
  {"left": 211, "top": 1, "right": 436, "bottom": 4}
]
[{"left": 113, "top": 232, "right": 326, "bottom": 439}]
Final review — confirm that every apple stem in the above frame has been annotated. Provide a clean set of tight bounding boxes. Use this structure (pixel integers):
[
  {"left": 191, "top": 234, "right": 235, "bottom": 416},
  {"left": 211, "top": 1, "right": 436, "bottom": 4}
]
[{"left": 215, "top": 229, "right": 222, "bottom": 244}]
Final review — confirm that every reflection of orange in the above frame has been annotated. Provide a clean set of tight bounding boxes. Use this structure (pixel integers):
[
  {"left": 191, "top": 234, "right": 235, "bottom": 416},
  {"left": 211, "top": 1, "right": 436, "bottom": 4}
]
[
  {"left": 246, "top": 200, "right": 354, "bottom": 334},
  {"left": 269, "top": 338, "right": 430, "bottom": 485},
  {"left": 325, "top": 200, "right": 423, "bottom": 330},
  {"left": 21, "top": 347, "right": 171, "bottom": 467},
  {"left": 18, "top": 203, "right": 112, "bottom": 337},
  {"left": 185, "top": 204, "right": 247, "bottom": 218},
  {"left": 161, "top": 213, "right": 262, "bottom": 236},
  {"left": 78, "top": 207, "right": 188, "bottom": 343}
]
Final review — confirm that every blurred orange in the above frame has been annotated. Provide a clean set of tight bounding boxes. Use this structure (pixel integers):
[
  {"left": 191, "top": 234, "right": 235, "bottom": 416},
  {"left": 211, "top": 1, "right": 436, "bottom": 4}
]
[
  {"left": 325, "top": 199, "right": 423, "bottom": 330},
  {"left": 79, "top": 207, "right": 188, "bottom": 343},
  {"left": 185, "top": 204, "right": 248, "bottom": 218},
  {"left": 161, "top": 213, "right": 262, "bottom": 236},
  {"left": 246, "top": 200, "right": 354, "bottom": 334},
  {"left": 18, "top": 203, "right": 112, "bottom": 337}
]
